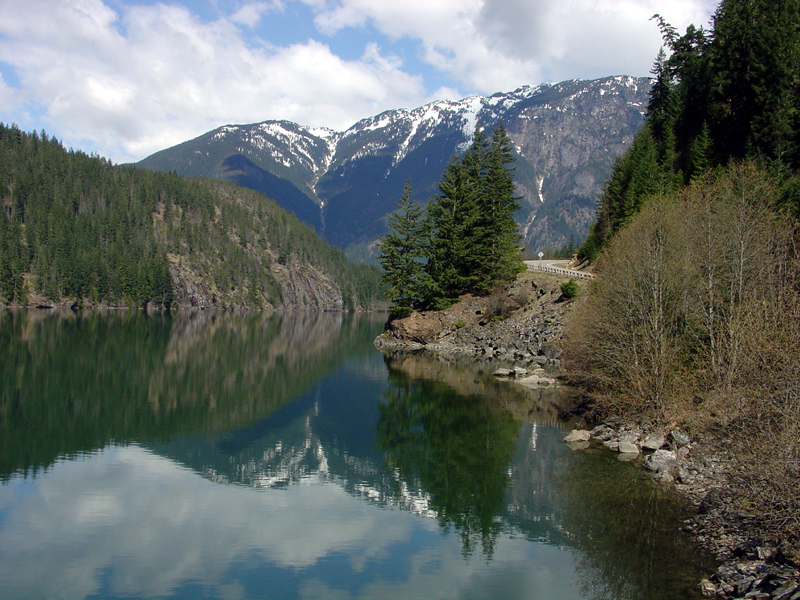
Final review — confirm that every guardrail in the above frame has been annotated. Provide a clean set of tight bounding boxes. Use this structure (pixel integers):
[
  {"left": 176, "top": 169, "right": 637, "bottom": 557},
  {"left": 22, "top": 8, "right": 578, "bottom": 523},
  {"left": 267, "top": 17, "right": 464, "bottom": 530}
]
[{"left": 526, "top": 263, "right": 595, "bottom": 280}]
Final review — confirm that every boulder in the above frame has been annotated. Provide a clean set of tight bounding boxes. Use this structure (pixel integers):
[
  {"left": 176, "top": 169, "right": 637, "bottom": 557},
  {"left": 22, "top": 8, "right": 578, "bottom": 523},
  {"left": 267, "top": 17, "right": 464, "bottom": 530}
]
[
  {"left": 618, "top": 441, "right": 640, "bottom": 454},
  {"left": 518, "top": 375, "right": 540, "bottom": 386},
  {"left": 641, "top": 433, "right": 666, "bottom": 451},
  {"left": 513, "top": 366, "right": 528, "bottom": 376},
  {"left": 590, "top": 425, "right": 615, "bottom": 442},
  {"left": 670, "top": 428, "right": 690, "bottom": 447},
  {"left": 492, "top": 368, "right": 514, "bottom": 377},
  {"left": 564, "top": 429, "right": 591, "bottom": 443},
  {"left": 645, "top": 449, "right": 679, "bottom": 474}
]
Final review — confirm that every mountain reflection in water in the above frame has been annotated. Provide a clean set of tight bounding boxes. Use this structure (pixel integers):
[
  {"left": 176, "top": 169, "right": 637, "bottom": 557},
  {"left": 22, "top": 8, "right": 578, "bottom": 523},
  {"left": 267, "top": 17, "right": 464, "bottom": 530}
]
[{"left": 0, "top": 310, "right": 711, "bottom": 600}]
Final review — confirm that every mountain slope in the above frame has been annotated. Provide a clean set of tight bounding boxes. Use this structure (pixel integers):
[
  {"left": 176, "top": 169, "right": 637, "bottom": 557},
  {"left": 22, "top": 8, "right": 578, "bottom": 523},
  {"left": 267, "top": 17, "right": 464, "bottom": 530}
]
[
  {"left": 138, "top": 76, "right": 651, "bottom": 258},
  {"left": 0, "top": 124, "right": 382, "bottom": 310}
]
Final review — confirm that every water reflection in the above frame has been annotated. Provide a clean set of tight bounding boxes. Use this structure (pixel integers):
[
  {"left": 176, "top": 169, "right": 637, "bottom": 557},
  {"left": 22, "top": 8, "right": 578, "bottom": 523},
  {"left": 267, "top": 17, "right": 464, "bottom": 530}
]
[
  {"left": 377, "top": 364, "right": 520, "bottom": 558},
  {"left": 0, "top": 309, "right": 378, "bottom": 480},
  {"left": 0, "top": 311, "right": 709, "bottom": 600},
  {"left": 559, "top": 447, "right": 714, "bottom": 600}
]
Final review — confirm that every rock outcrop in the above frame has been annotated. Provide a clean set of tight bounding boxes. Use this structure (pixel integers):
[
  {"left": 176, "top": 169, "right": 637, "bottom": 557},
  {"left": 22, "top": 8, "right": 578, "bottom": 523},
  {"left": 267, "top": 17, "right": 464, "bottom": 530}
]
[{"left": 375, "top": 271, "right": 576, "bottom": 372}]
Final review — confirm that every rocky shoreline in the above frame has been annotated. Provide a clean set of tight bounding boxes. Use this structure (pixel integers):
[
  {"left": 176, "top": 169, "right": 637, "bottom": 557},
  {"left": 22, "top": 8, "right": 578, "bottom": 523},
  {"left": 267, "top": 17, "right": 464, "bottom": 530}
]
[
  {"left": 375, "top": 270, "right": 799, "bottom": 600},
  {"left": 562, "top": 420, "right": 800, "bottom": 599},
  {"left": 374, "top": 271, "right": 570, "bottom": 371}
]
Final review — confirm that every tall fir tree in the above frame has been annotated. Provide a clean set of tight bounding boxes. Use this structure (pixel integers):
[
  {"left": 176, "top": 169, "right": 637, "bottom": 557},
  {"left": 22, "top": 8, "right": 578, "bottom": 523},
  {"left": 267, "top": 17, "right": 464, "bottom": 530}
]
[
  {"left": 477, "top": 124, "right": 524, "bottom": 289},
  {"left": 376, "top": 180, "right": 429, "bottom": 315}
]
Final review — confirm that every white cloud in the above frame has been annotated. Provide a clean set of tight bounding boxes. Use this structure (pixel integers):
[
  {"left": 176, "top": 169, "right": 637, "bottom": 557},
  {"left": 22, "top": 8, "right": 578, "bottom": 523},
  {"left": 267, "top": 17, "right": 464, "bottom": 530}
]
[
  {"left": 0, "top": 0, "right": 717, "bottom": 162},
  {"left": 229, "top": 1, "right": 285, "bottom": 27},
  {"left": 0, "top": 0, "right": 428, "bottom": 162},
  {"left": 306, "top": 0, "right": 717, "bottom": 89}
]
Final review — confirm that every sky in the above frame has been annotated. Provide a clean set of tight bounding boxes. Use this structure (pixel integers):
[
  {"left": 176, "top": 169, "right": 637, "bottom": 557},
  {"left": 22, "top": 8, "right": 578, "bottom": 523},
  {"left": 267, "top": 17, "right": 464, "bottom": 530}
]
[{"left": 0, "top": 0, "right": 717, "bottom": 163}]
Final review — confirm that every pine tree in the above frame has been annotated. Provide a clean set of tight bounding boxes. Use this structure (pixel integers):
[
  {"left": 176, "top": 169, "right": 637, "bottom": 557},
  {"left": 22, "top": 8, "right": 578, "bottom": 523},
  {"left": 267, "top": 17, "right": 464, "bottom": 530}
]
[
  {"left": 376, "top": 180, "right": 429, "bottom": 315},
  {"left": 477, "top": 124, "right": 524, "bottom": 289},
  {"left": 688, "top": 121, "right": 713, "bottom": 180},
  {"left": 424, "top": 157, "right": 481, "bottom": 306}
]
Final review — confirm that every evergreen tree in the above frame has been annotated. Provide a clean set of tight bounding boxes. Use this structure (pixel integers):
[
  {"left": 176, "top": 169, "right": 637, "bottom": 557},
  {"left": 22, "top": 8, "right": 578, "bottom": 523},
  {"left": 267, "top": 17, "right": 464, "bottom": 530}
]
[
  {"left": 688, "top": 121, "right": 714, "bottom": 180},
  {"left": 477, "top": 124, "right": 524, "bottom": 288},
  {"left": 376, "top": 180, "right": 429, "bottom": 315},
  {"left": 424, "top": 156, "right": 482, "bottom": 305}
]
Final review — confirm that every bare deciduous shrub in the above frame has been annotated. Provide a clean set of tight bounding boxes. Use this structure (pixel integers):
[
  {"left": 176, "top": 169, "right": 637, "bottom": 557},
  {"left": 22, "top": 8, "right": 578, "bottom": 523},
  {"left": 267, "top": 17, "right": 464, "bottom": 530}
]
[
  {"left": 564, "top": 195, "right": 690, "bottom": 417},
  {"left": 564, "top": 163, "right": 800, "bottom": 537}
]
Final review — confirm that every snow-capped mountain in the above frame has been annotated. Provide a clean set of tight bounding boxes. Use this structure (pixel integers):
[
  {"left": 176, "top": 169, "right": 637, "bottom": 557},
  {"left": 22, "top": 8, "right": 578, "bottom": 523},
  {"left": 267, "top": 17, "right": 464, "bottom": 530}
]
[{"left": 138, "top": 76, "right": 651, "bottom": 259}]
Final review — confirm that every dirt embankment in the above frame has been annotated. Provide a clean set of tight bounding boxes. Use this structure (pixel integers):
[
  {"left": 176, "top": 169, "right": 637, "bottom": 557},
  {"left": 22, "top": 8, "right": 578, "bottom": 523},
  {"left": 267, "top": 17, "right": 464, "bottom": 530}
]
[{"left": 375, "top": 271, "right": 578, "bottom": 368}]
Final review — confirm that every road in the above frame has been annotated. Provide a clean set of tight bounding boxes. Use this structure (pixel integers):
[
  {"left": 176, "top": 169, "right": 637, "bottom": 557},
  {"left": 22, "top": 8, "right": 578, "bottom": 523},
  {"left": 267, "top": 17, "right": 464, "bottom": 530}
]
[{"left": 524, "top": 259, "right": 595, "bottom": 280}]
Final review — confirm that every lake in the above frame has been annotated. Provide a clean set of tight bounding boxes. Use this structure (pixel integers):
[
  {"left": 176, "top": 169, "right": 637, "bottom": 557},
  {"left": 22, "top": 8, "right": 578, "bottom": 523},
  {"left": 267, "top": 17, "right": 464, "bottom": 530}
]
[{"left": 0, "top": 310, "right": 712, "bottom": 600}]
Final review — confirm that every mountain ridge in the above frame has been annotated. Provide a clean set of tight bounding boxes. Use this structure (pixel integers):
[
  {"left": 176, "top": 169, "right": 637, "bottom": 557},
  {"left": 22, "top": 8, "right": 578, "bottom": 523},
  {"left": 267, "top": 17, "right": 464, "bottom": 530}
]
[{"left": 139, "top": 75, "right": 651, "bottom": 259}]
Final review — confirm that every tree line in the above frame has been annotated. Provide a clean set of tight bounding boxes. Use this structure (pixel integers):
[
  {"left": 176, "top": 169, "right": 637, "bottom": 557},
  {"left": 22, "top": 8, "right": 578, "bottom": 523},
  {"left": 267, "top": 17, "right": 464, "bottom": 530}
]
[
  {"left": 580, "top": 0, "right": 800, "bottom": 260},
  {"left": 377, "top": 124, "right": 525, "bottom": 315},
  {"left": 0, "top": 123, "right": 382, "bottom": 309}
]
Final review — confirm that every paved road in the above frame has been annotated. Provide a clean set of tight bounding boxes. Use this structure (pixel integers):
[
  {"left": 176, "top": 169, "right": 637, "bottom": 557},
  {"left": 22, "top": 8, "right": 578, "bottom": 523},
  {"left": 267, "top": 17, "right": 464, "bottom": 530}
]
[{"left": 524, "top": 259, "right": 595, "bottom": 280}]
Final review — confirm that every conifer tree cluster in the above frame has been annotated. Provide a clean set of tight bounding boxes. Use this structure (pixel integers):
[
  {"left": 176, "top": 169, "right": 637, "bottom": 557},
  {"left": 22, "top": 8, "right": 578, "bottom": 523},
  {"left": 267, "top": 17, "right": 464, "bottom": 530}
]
[
  {"left": 580, "top": 0, "right": 800, "bottom": 260},
  {"left": 377, "top": 124, "right": 524, "bottom": 315}
]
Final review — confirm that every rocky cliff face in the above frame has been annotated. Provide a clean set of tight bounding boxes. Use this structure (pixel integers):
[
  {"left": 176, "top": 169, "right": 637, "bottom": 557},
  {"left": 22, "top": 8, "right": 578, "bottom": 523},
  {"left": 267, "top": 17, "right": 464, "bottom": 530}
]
[
  {"left": 139, "top": 76, "right": 651, "bottom": 258},
  {"left": 167, "top": 253, "right": 344, "bottom": 311}
]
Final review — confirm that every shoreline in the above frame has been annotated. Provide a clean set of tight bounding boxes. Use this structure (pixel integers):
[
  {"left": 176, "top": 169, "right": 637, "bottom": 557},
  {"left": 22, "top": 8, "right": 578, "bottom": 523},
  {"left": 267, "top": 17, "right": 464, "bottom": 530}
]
[{"left": 375, "top": 271, "right": 800, "bottom": 600}]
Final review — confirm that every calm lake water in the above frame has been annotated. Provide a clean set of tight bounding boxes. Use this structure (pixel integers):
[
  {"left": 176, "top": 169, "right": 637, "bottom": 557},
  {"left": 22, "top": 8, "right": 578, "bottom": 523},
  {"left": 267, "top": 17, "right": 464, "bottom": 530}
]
[{"left": 0, "top": 310, "right": 712, "bottom": 600}]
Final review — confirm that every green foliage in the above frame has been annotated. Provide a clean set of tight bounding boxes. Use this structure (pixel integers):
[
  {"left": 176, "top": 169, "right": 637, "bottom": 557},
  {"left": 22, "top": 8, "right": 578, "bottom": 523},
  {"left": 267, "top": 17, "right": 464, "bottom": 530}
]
[
  {"left": 583, "top": 2, "right": 800, "bottom": 259},
  {"left": 376, "top": 180, "right": 429, "bottom": 309},
  {"left": 560, "top": 279, "right": 579, "bottom": 299},
  {"left": 0, "top": 123, "right": 383, "bottom": 309},
  {"left": 378, "top": 125, "right": 524, "bottom": 313}
]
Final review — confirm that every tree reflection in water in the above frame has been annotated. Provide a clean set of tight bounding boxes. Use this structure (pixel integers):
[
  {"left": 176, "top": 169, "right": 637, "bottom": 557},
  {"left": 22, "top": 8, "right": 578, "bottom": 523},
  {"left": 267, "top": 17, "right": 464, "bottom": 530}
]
[{"left": 376, "top": 366, "right": 520, "bottom": 558}]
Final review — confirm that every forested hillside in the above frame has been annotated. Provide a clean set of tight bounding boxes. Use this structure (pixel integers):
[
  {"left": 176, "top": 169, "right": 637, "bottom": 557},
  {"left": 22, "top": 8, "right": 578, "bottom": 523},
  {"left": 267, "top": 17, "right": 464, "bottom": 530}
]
[
  {"left": 0, "top": 124, "right": 382, "bottom": 310},
  {"left": 566, "top": 0, "right": 800, "bottom": 544},
  {"left": 580, "top": 0, "right": 800, "bottom": 259}
]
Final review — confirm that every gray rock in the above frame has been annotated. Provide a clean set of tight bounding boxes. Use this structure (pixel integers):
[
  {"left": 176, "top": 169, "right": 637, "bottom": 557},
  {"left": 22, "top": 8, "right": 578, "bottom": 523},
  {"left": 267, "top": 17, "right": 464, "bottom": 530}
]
[
  {"left": 618, "top": 441, "right": 640, "bottom": 454},
  {"left": 619, "top": 431, "right": 640, "bottom": 445},
  {"left": 670, "top": 428, "right": 690, "bottom": 447},
  {"left": 699, "top": 579, "right": 717, "bottom": 598},
  {"left": 532, "top": 355, "right": 548, "bottom": 365},
  {"left": 492, "top": 368, "right": 514, "bottom": 377},
  {"left": 590, "top": 425, "right": 615, "bottom": 442},
  {"left": 603, "top": 440, "right": 620, "bottom": 451},
  {"left": 513, "top": 366, "right": 528, "bottom": 376},
  {"left": 773, "top": 582, "right": 800, "bottom": 600},
  {"left": 564, "top": 429, "right": 591, "bottom": 443},
  {"left": 641, "top": 433, "right": 666, "bottom": 451},
  {"left": 645, "top": 449, "right": 678, "bottom": 473}
]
